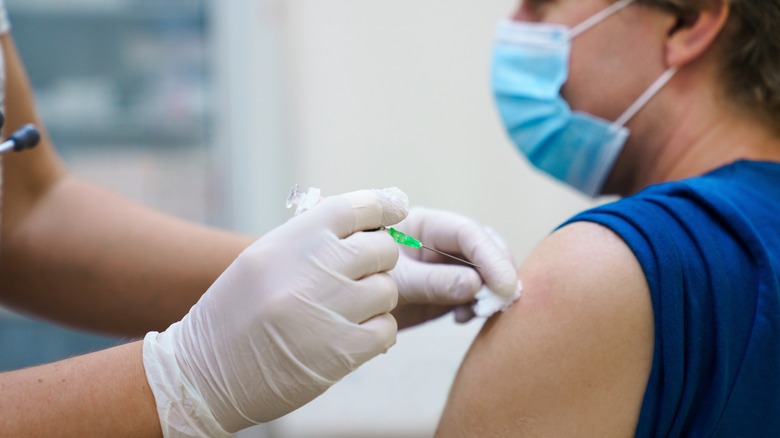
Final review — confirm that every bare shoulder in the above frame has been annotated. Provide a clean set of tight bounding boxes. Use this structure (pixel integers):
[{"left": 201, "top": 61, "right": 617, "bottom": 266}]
[{"left": 436, "top": 221, "right": 654, "bottom": 437}]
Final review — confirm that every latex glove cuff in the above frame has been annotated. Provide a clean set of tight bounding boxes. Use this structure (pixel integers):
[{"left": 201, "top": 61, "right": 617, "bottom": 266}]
[{"left": 143, "top": 330, "right": 232, "bottom": 438}]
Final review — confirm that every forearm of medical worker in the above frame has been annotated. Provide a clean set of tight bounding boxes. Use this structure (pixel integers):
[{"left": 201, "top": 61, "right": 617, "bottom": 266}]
[
  {"left": 0, "top": 33, "right": 255, "bottom": 337},
  {"left": 0, "top": 342, "right": 163, "bottom": 437},
  {"left": 1, "top": 176, "right": 253, "bottom": 336}
]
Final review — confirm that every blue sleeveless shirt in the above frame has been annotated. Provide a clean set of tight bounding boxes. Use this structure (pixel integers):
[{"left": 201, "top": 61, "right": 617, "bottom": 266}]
[{"left": 565, "top": 160, "right": 780, "bottom": 437}]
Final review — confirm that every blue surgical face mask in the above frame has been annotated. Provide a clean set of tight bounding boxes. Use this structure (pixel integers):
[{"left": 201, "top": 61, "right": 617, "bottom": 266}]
[{"left": 492, "top": 0, "right": 676, "bottom": 197}]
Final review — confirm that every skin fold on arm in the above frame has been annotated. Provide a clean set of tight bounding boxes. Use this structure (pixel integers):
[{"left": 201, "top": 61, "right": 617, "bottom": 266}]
[{"left": 436, "top": 222, "right": 654, "bottom": 437}]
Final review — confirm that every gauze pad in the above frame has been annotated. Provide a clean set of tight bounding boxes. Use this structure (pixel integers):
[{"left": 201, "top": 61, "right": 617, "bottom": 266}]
[{"left": 473, "top": 280, "right": 523, "bottom": 318}]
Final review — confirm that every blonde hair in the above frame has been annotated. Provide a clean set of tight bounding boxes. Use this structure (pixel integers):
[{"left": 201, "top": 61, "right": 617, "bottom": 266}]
[{"left": 637, "top": 0, "right": 780, "bottom": 132}]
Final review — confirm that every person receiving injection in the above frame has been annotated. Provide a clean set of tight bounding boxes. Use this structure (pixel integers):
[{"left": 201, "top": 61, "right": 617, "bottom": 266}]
[{"left": 0, "top": 2, "right": 520, "bottom": 436}]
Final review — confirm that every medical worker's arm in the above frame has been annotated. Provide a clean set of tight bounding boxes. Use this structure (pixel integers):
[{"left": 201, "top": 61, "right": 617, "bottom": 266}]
[
  {"left": 0, "top": 342, "right": 163, "bottom": 437},
  {"left": 0, "top": 33, "right": 253, "bottom": 336},
  {"left": 435, "top": 222, "right": 654, "bottom": 436},
  {"left": 2, "top": 188, "right": 407, "bottom": 436}
]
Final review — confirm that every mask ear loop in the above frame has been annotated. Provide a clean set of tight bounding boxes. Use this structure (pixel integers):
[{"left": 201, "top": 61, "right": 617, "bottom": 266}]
[
  {"left": 570, "top": 0, "right": 637, "bottom": 39},
  {"left": 611, "top": 67, "right": 678, "bottom": 131}
]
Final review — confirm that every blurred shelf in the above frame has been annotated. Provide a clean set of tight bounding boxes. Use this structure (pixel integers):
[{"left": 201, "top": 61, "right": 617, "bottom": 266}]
[
  {"left": 46, "top": 121, "right": 209, "bottom": 149},
  {"left": 7, "top": 0, "right": 212, "bottom": 148},
  {"left": 6, "top": 0, "right": 204, "bottom": 19}
]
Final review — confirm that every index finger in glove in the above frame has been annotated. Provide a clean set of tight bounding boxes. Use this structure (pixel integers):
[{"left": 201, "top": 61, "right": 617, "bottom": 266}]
[
  {"left": 307, "top": 188, "right": 409, "bottom": 239},
  {"left": 392, "top": 257, "right": 482, "bottom": 305}
]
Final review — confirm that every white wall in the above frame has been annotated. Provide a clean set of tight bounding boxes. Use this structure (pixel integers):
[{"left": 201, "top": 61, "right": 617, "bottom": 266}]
[{"left": 218, "top": 1, "right": 600, "bottom": 436}]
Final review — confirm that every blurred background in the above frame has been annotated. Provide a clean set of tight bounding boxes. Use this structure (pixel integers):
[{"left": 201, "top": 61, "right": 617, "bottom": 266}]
[{"left": 0, "top": 0, "right": 598, "bottom": 436}]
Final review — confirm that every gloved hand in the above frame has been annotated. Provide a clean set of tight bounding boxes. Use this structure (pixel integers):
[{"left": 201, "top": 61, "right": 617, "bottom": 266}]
[
  {"left": 389, "top": 207, "right": 520, "bottom": 329},
  {"left": 142, "top": 188, "right": 409, "bottom": 436}
]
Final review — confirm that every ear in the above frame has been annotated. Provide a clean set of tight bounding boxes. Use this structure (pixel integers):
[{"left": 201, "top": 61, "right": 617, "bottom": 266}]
[{"left": 665, "top": 0, "right": 730, "bottom": 68}]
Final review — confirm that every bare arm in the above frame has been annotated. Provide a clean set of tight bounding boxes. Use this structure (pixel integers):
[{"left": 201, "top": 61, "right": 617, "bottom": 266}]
[
  {"left": 436, "top": 222, "right": 654, "bottom": 437},
  {"left": 0, "top": 33, "right": 254, "bottom": 337},
  {"left": 0, "top": 342, "right": 162, "bottom": 437}
]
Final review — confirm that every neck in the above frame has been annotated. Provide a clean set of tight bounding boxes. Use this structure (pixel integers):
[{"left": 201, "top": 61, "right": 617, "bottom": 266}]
[
  {"left": 604, "top": 83, "right": 780, "bottom": 196},
  {"left": 657, "top": 113, "right": 779, "bottom": 183}
]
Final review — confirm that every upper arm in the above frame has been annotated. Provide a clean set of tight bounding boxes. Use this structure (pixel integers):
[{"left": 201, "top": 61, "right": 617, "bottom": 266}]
[
  {"left": 436, "top": 221, "right": 654, "bottom": 437},
  {"left": 1, "top": 31, "right": 67, "bottom": 230}
]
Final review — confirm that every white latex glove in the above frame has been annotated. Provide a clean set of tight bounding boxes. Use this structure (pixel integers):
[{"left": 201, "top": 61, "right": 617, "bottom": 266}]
[
  {"left": 389, "top": 207, "right": 521, "bottom": 328},
  {"left": 143, "top": 188, "right": 409, "bottom": 436}
]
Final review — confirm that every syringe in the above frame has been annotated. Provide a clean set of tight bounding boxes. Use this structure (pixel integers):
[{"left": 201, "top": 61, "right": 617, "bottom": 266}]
[
  {"left": 285, "top": 185, "right": 481, "bottom": 269},
  {"left": 386, "top": 227, "right": 481, "bottom": 270}
]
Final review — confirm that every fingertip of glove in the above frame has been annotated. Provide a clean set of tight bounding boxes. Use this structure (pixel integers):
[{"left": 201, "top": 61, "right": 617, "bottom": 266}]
[
  {"left": 485, "top": 266, "right": 522, "bottom": 298},
  {"left": 342, "top": 187, "right": 409, "bottom": 231},
  {"left": 454, "top": 305, "right": 476, "bottom": 324},
  {"left": 455, "top": 268, "right": 483, "bottom": 298},
  {"left": 423, "top": 265, "right": 482, "bottom": 303},
  {"left": 361, "top": 312, "right": 398, "bottom": 353},
  {"left": 376, "top": 187, "right": 409, "bottom": 225}
]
